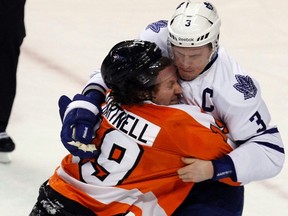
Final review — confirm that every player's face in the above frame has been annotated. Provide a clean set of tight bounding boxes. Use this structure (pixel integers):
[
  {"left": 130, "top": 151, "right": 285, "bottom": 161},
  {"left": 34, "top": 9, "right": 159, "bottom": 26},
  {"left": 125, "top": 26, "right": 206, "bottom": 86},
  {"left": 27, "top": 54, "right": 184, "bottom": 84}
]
[
  {"left": 152, "top": 65, "right": 183, "bottom": 105},
  {"left": 172, "top": 44, "right": 212, "bottom": 81}
]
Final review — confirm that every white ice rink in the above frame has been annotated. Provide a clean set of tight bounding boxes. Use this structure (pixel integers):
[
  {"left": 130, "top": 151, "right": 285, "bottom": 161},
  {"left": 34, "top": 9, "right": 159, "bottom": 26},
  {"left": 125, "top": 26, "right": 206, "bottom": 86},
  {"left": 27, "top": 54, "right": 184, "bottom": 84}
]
[{"left": 0, "top": 0, "right": 287, "bottom": 215}]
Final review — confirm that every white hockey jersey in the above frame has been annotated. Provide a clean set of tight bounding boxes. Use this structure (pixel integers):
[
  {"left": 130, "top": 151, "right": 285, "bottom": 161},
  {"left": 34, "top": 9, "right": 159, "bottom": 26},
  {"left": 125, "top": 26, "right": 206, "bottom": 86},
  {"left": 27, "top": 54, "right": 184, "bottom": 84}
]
[
  {"left": 137, "top": 20, "right": 285, "bottom": 184},
  {"left": 84, "top": 20, "right": 284, "bottom": 185}
]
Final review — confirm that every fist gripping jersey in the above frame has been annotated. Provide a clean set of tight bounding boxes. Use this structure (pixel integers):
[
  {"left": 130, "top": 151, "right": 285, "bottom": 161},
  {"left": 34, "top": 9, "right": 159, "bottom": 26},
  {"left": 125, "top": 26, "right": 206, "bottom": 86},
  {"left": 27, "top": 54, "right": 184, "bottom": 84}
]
[{"left": 49, "top": 96, "right": 238, "bottom": 216}]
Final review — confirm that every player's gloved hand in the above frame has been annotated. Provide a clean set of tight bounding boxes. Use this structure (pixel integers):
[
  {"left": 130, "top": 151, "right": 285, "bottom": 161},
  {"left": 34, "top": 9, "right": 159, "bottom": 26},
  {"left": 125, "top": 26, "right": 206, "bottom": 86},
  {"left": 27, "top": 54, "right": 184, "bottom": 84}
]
[{"left": 58, "top": 93, "right": 103, "bottom": 158}]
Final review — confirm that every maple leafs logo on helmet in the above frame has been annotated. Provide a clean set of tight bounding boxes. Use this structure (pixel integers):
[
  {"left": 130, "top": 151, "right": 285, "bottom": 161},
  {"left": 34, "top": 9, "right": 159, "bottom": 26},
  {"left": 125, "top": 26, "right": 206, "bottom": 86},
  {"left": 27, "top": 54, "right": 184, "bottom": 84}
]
[{"left": 204, "top": 1, "right": 214, "bottom": 10}]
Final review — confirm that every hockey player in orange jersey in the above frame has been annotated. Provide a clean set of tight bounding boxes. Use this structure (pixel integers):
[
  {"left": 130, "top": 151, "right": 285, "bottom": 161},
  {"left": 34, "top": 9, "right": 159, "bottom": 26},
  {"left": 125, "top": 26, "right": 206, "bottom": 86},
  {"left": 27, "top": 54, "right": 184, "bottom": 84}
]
[{"left": 30, "top": 40, "right": 242, "bottom": 216}]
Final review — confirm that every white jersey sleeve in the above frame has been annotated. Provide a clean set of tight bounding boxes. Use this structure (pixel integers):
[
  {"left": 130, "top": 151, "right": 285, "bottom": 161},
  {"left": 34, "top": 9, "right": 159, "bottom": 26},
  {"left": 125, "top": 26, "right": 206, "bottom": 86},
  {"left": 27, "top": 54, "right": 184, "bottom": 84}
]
[
  {"left": 180, "top": 47, "right": 285, "bottom": 184},
  {"left": 82, "top": 70, "right": 108, "bottom": 96},
  {"left": 138, "top": 20, "right": 170, "bottom": 57}
]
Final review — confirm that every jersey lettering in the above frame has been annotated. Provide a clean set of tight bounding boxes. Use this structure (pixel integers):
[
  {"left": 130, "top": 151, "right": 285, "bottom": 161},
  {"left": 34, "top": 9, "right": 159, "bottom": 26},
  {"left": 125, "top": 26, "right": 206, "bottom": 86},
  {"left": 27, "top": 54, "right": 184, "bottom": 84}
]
[
  {"left": 81, "top": 130, "right": 143, "bottom": 186},
  {"left": 249, "top": 111, "right": 266, "bottom": 133},
  {"left": 102, "top": 96, "right": 160, "bottom": 145},
  {"left": 210, "top": 119, "right": 228, "bottom": 142},
  {"left": 202, "top": 88, "right": 214, "bottom": 112},
  {"left": 185, "top": 19, "right": 191, "bottom": 27}
]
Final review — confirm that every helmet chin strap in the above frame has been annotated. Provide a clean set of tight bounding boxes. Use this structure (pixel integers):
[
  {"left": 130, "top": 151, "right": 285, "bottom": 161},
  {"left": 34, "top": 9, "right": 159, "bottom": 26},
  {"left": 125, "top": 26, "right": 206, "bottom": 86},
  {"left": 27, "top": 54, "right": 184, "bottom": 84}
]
[
  {"left": 208, "top": 36, "right": 219, "bottom": 62},
  {"left": 209, "top": 46, "right": 218, "bottom": 62},
  {"left": 167, "top": 41, "right": 174, "bottom": 60}
]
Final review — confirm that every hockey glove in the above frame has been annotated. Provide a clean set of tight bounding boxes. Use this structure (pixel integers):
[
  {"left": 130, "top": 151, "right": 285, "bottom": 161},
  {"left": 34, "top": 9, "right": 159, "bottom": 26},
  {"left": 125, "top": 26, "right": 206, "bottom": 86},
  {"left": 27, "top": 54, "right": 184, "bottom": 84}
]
[{"left": 58, "top": 93, "right": 102, "bottom": 158}]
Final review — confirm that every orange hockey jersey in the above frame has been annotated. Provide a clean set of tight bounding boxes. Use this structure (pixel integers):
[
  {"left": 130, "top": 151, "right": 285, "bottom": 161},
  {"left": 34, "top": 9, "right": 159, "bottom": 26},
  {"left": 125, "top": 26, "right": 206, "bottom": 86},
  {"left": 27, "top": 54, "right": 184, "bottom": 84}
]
[{"left": 49, "top": 99, "right": 238, "bottom": 216}]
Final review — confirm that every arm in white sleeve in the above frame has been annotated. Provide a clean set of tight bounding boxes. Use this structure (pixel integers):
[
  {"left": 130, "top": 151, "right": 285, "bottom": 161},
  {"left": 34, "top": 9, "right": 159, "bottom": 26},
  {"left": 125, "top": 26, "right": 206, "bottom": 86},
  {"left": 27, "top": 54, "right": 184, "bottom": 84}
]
[
  {"left": 82, "top": 70, "right": 109, "bottom": 97},
  {"left": 215, "top": 77, "right": 285, "bottom": 185}
]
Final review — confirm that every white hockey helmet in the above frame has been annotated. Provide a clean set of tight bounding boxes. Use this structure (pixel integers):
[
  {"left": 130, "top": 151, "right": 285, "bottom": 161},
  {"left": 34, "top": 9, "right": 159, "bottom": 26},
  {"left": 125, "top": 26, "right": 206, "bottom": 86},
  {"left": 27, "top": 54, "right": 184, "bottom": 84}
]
[{"left": 168, "top": 1, "right": 221, "bottom": 49}]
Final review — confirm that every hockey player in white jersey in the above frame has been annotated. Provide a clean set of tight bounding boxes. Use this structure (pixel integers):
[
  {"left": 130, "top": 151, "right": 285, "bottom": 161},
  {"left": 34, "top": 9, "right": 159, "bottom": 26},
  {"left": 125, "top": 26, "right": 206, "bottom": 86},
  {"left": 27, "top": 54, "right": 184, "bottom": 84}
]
[
  {"left": 58, "top": 0, "right": 284, "bottom": 215},
  {"left": 140, "top": 0, "right": 285, "bottom": 185}
]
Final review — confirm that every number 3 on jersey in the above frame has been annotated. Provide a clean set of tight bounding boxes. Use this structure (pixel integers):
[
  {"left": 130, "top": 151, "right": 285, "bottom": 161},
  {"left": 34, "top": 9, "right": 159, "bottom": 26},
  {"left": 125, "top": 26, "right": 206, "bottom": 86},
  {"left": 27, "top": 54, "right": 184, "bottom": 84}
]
[{"left": 249, "top": 111, "right": 266, "bottom": 133}]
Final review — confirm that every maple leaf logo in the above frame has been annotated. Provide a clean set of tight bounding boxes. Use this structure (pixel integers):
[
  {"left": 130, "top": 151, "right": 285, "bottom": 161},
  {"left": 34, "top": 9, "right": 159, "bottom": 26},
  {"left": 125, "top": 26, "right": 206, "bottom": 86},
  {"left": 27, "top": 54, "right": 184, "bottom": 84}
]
[
  {"left": 146, "top": 20, "right": 168, "bottom": 33},
  {"left": 233, "top": 75, "right": 257, "bottom": 100},
  {"left": 204, "top": 2, "right": 214, "bottom": 10}
]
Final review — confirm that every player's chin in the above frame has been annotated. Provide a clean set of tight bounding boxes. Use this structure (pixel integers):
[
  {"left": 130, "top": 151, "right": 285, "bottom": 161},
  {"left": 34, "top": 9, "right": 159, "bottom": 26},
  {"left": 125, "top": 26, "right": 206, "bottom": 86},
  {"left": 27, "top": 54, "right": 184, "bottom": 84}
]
[
  {"left": 178, "top": 68, "right": 196, "bottom": 80},
  {"left": 178, "top": 71, "right": 197, "bottom": 81}
]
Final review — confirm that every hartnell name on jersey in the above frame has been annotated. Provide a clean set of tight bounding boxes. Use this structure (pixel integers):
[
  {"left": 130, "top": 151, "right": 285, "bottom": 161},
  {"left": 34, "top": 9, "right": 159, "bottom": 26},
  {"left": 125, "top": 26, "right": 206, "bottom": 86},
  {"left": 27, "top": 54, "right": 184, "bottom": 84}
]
[{"left": 102, "top": 96, "right": 160, "bottom": 146}]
